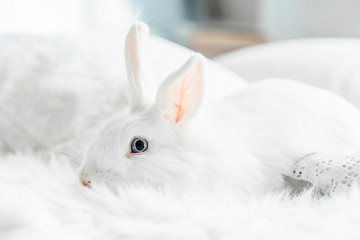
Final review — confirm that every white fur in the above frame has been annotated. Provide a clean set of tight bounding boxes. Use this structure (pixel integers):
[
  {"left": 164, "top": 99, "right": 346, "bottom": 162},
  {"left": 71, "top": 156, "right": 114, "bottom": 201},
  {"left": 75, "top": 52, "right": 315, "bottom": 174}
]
[
  {"left": 125, "top": 22, "right": 155, "bottom": 110},
  {"left": 2, "top": 153, "right": 360, "bottom": 239},
  {"left": 80, "top": 23, "right": 360, "bottom": 196}
]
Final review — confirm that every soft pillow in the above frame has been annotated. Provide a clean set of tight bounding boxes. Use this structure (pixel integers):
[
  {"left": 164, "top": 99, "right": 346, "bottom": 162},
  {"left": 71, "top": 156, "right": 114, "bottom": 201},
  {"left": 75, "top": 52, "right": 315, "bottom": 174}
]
[{"left": 215, "top": 39, "right": 360, "bottom": 108}]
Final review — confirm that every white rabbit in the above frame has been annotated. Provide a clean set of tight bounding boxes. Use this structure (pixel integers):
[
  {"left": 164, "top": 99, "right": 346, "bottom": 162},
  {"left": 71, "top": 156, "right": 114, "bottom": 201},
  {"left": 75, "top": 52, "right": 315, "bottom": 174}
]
[{"left": 79, "top": 22, "right": 360, "bottom": 195}]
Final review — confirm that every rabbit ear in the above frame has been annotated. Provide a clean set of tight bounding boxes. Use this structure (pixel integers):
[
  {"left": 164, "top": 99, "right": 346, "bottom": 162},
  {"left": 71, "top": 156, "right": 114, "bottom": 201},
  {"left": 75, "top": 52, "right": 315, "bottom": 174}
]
[
  {"left": 125, "top": 22, "right": 155, "bottom": 110},
  {"left": 156, "top": 54, "right": 205, "bottom": 125}
]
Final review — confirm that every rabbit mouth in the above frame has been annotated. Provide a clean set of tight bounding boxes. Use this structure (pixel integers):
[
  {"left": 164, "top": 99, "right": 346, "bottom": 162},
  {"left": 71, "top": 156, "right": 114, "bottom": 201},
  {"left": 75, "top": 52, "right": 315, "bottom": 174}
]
[{"left": 78, "top": 167, "right": 120, "bottom": 189}]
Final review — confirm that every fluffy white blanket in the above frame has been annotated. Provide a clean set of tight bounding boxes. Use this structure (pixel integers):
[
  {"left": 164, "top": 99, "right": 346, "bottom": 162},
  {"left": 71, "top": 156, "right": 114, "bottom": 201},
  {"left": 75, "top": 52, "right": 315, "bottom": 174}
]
[{"left": 2, "top": 153, "right": 360, "bottom": 240}]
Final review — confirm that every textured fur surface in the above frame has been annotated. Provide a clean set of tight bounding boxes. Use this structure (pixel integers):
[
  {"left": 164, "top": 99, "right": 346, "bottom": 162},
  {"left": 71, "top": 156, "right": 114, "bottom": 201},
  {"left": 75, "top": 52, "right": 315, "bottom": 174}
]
[{"left": 1, "top": 153, "right": 360, "bottom": 240}]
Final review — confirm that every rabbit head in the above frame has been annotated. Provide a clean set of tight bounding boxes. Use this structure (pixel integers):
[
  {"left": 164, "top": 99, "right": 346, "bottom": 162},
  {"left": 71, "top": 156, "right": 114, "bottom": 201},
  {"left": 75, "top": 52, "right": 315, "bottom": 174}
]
[{"left": 79, "top": 22, "right": 206, "bottom": 189}]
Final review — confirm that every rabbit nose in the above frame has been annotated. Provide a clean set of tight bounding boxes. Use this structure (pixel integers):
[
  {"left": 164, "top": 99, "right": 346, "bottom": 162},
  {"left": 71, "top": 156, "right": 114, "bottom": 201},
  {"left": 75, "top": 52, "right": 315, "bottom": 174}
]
[
  {"left": 79, "top": 172, "right": 91, "bottom": 187},
  {"left": 81, "top": 179, "right": 91, "bottom": 187}
]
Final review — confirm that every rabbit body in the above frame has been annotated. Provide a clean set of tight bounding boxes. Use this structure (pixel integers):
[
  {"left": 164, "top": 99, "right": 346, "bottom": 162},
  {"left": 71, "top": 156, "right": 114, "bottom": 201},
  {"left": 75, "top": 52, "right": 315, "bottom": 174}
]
[
  {"left": 79, "top": 22, "right": 360, "bottom": 195},
  {"left": 205, "top": 78, "right": 360, "bottom": 193},
  {"left": 81, "top": 77, "right": 360, "bottom": 195}
]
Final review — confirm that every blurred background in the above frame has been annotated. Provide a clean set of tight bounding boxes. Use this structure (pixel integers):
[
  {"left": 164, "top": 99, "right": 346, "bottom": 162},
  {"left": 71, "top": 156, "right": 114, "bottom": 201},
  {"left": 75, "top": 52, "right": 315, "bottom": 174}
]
[{"left": 1, "top": 0, "right": 360, "bottom": 57}]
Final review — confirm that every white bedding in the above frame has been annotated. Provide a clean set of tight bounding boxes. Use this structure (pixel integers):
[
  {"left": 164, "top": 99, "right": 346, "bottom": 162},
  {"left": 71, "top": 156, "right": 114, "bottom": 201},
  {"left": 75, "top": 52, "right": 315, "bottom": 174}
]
[
  {"left": 215, "top": 38, "right": 360, "bottom": 108},
  {"left": 2, "top": 153, "right": 360, "bottom": 240},
  {"left": 1, "top": 36, "right": 360, "bottom": 239}
]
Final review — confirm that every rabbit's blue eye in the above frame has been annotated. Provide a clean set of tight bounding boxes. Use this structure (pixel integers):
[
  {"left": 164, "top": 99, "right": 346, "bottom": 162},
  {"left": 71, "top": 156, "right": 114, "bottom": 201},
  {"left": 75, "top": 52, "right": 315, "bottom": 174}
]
[{"left": 131, "top": 137, "right": 148, "bottom": 153}]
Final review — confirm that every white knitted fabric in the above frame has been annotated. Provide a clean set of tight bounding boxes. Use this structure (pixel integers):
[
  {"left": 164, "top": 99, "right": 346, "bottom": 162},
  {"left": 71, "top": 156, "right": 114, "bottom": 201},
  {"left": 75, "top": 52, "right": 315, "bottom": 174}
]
[{"left": 290, "top": 151, "right": 360, "bottom": 195}]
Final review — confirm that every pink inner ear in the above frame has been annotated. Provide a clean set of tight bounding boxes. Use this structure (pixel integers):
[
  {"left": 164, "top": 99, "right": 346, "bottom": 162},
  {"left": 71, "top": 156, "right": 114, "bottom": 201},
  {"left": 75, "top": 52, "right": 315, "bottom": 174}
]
[
  {"left": 171, "top": 63, "right": 202, "bottom": 123},
  {"left": 126, "top": 29, "right": 141, "bottom": 83}
]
